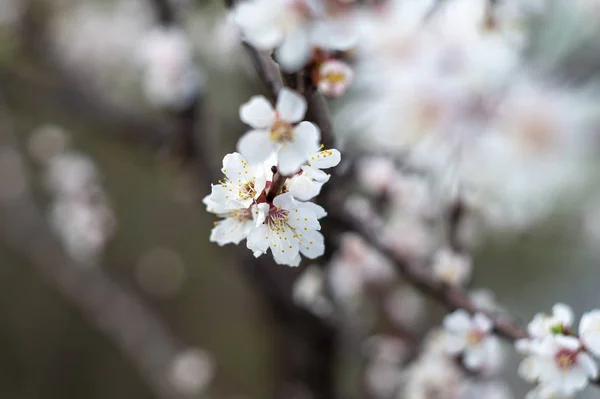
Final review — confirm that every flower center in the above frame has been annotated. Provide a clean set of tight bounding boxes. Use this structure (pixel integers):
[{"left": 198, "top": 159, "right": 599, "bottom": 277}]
[
  {"left": 266, "top": 206, "right": 290, "bottom": 232},
  {"left": 322, "top": 71, "right": 346, "bottom": 84},
  {"left": 466, "top": 328, "right": 486, "bottom": 345},
  {"left": 269, "top": 120, "right": 295, "bottom": 143},
  {"left": 228, "top": 208, "right": 252, "bottom": 222},
  {"left": 239, "top": 181, "right": 256, "bottom": 201},
  {"left": 555, "top": 349, "right": 577, "bottom": 370}
]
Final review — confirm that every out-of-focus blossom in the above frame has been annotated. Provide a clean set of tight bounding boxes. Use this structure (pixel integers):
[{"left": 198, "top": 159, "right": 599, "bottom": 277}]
[
  {"left": 385, "top": 286, "right": 426, "bottom": 331},
  {"left": 169, "top": 348, "right": 215, "bottom": 395},
  {"left": 44, "top": 146, "right": 115, "bottom": 265},
  {"left": 28, "top": 125, "right": 70, "bottom": 164},
  {"left": 232, "top": 0, "right": 355, "bottom": 71},
  {"left": 138, "top": 27, "right": 204, "bottom": 110},
  {"left": 431, "top": 247, "right": 472, "bottom": 287},
  {"left": 580, "top": 310, "right": 600, "bottom": 357},
  {"left": 443, "top": 310, "right": 502, "bottom": 371},
  {"left": 292, "top": 265, "right": 332, "bottom": 316},
  {"left": 518, "top": 335, "right": 598, "bottom": 398},
  {"left": 316, "top": 59, "right": 353, "bottom": 98},
  {"left": 356, "top": 156, "right": 397, "bottom": 195}
]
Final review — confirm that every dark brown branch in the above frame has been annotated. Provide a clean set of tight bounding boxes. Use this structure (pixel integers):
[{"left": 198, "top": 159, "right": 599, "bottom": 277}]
[
  {"left": 267, "top": 169, "right": 288, "bottom": 202},
  {"left": 241, "top": 42, "right": 283, "bottom": 103},
  {"left": 148, "top": 0, "right": 177, "bottom": 26}
]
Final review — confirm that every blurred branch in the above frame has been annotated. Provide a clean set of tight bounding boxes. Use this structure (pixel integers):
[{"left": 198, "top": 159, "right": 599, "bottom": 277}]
[
  {"left": 0, "top": 104, "right": 195, "bottom": 399},
  {"left": 327, "top": 205, "right": 529, "bottom": 340}
]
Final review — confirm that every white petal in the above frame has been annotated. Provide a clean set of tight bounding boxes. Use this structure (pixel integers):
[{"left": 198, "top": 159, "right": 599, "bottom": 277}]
[
  {"left": 292, "top": 122, "right": 321, "bottom": 155},
  {"left": 240, "top": 96, "right": 275, "bottom": 128},
  {"left": 308, "top": 148, "right": 341, "bottom": 169},
  {"left": 278, "top": 144, "right": 308, "bottom": 175},
  {"left": 276, "top": 88, "right": 306, "bottom": 124},
  {"left": 302, "top": 165, "right": 330, "bottom": 183},
  {"left": 577, "top": 352, "right": 598, "bottom": 379},
  {"left": 287, "top": 175, "right": 323, "bottom": 201},
  {"left": 287, "top": 206, "right": 320, "bottom": 231},
  {"left": 555, "top": 335, "right": 581, "bottom": 352},
  {"left": 208, "top": 184, "right": 248, "bottom": 210},
  {"left": 443, "top": 309, "right": 471, "bottom": 333},
  {"left": 237, "top": 130, "right": 275, "bottom": 164},
  {"left": 298, "top": 229, "right": 325, "bottom": 259},
  {"left": 247, "top": 224, "right": 269, "bottom": 255},
  {"left": 272, "top": 192, "right": 295, "bottom": 209},
  {"left": 553, "top": 303, "right": 574, "bottom": 327},
  {"left": 222, "top": 152, "right": 250, "bottom": 182},
  {"left": 463, "top": 346, "right": 485, "bottom": 370},
  {"left": 473, "top": 313, "right": 493, "bottom": 333},
  {"left": 580, "top": 310, "right": 600, "bottom": 356},
  {"left": 275, "top": 29, "right": 311, "bottom": 72},
  {"left": 444, "top": 333, "right": 467, "bottom": 355},
  {"left": 210, "top": 218, "right": 249, "bottom": 245},
  {"left": 518, "top": 357, "right": 542, "bottom": 382},
  {"left": 299, "top": 201, "right": 327, "bottom": 219},
  {"left": 252, "top": 203, "right": 269, "bottom": 225},
  {"left": 270, "top": 227, "right": 300, "bottom": 266},
  {"left": 310, "top": 20, "right": 357, "bottom": 51}
]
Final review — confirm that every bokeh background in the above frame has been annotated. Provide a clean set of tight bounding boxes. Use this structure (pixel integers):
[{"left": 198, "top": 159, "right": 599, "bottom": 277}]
[{"left": 2, "top": 1, "right": 600, "bottom": 399}]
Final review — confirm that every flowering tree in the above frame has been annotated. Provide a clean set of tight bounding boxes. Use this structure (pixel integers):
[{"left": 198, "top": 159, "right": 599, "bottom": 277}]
[{"left": 5, "top": 0, "right": 600, "bottom": 398}]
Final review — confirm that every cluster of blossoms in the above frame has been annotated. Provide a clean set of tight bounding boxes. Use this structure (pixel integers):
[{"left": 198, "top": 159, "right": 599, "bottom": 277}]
[
  {"left": 204, "top": 88, "right": 340, "bottom": 266},
  {"left": 517, "top": 304, "right": 600, "bottom": 398},
  {"left": 339, "top": 0, "right": 600, "bottom": 230},
  {"left": 30, "top": 126, "right": 116, "bottom": 265},
  {"left": 232, "top": 0, "right": 356, "bottom": 97}
]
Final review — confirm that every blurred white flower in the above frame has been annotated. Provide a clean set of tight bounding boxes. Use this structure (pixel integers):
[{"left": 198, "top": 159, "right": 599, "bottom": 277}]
[
  {"left": 169, "top": 348, "right": 215, "bottom": 395},
  {"left": 443, "top": 310, "right": 502, "bottom": 371},
  {"left": 138, "top": 27, "right": 204, "bottom": 110},
  {"left": 292, "top": 265, "right": 332, "bottom": 316},
  {"left": 317, "top": 59, "right": 353, "bottom": 98},
  {"left": 518, "top": 335, "right": 598, "bottom": 398},
  {"left": 232, "top": 0, "right": 355, "bottom": 71},
  {"left": 431, "top": 247, "right": 472, "bottom": 287}
]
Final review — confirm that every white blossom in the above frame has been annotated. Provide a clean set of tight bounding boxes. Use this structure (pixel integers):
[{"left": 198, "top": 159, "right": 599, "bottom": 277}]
[
  {"left": 232, "top": 0, "right": 355, "bottom": 71},
  {"left": 317, "top": 59, "right": 353, "bottom": 98},
  {"left": 431, "top": 247, "right": 473, "bottom": 287},
  {"left": 247, "top": 192, "right": 325, "bottom": 266},
  {"left": 443, "top": 310, "right": 502, "bottom": 371},
  {"left": 238, "top": 88, "right": 321, "bottom": 175},
  {"left": 138, "top": 27, "right": 204, "bottom": 110},
  {"left": 204, "top": 153, "right": 270, "bottom": 246},
  {"left": 518, "top": 335, "right": 598, "bottom": 398}
]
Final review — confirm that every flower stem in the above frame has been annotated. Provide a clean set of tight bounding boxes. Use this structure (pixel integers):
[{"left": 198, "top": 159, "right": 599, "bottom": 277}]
[{"left": 267, "top": 167, "right": 287, "bottom": 202}]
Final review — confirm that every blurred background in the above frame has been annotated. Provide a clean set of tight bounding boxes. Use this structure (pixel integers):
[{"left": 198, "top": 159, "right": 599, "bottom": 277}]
[{"left": 3, "top": 1, "right": 600, "bottom": 399}]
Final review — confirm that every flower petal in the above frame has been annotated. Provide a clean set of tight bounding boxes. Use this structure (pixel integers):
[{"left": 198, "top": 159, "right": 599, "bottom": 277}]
[
  {"left": 292, "top": 122, "right": 321, "bottom": 156},
  {"left": 443, "top": 309, "right": 471, "bottom": 333},
  {"left": 275, "top": 29, "right": 311, "bottom": 72},
  {"left": 309, "top": 149, "right": 341, "bottom": 169},
  {"left": 553, "top": 303, "right": 574, "bottom": 327},
  {"left": 278, "top": 143, "right": 308, "bottom": 175},
  {"left": 237, "top": 130, "right": 275, "bottom": 164},
  {"left": 577, "top": 352, "right": 598, "bottom": 379},
  {"left": 240, "top": 96, "right": 275, "bottom": 128},
  {"left": 247, "top": 224, "right": 269, "bottom": 255},
  {"left": 276, "top": 88, "right": 307, "bottom": 123},
  {"left": 299, "top": 230, "right": 325, "bottom": 259}
]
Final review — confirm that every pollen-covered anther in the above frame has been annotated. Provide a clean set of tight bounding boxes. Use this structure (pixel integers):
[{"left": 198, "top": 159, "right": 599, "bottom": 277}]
[{"left": 269, "top": 120, "right": 295, "bottom": 143}]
